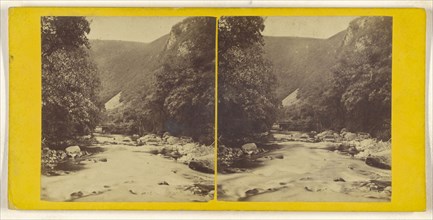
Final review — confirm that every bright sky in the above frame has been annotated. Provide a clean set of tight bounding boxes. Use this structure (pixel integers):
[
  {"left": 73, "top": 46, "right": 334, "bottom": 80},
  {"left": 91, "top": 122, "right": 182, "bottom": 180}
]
[
  {"left": 87, "top": 16, "right": 356, "bottom": 43},
  {"left": 263, "top": 16, "right": 357, "bottom": 39},
  {"left": 87, "top": 16, "right": 187, "bottom": 43}
]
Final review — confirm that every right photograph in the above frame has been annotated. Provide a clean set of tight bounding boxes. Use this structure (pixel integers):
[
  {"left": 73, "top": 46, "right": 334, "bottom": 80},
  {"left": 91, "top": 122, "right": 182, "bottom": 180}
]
[{"left": 217, "top": 16, "right": 392, "bottom": 202}]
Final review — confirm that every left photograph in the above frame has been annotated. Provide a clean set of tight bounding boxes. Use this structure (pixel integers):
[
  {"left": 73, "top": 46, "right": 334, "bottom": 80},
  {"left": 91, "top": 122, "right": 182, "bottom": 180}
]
[{"left": 41, "top": 16, "right": 216, "bottom": 202}]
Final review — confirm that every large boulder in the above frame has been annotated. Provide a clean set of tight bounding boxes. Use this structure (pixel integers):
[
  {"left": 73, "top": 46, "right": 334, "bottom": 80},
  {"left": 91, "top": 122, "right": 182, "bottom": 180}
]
[
  {"left": 188, "top": 160, "right": 214, "bottom": 174},
  {"left": 365, "top": 150, "right": 391, "bottom": 170},
  {"left": 65, "top": 145, "right": 81, "bottom": 158},
  {"left": 241, "top": 143, "right": 258, "bottom": 155}
]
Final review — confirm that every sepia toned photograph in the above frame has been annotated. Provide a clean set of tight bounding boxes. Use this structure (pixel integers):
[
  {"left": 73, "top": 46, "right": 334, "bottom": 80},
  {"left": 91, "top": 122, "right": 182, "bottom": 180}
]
[
  {"left": 217, "top": 16, "right": 392, "bottom": 202},
  {"left": 41, "top": 16, "right": 216, "bottom": 202}
]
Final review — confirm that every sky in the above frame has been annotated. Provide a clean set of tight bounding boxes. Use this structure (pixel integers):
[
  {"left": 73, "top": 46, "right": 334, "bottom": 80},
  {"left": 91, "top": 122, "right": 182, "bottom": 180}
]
[
  {"left": 86, "top": 16, "right": 357, "bottom": 43},
  {"left": 87, "top": 16, "right": 187, "bottom": 43},
  {"left": 263, "top": 16, "right": 357, "bottom": 39}
]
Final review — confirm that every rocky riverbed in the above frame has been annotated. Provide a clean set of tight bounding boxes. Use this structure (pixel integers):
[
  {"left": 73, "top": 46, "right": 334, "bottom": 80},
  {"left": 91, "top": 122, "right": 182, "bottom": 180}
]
[
  {"left": 217, "top": 131, "right": 391, "bottom": 202},
  {"left": 41, "top": 134, "right": 214, "bottom": 202}
]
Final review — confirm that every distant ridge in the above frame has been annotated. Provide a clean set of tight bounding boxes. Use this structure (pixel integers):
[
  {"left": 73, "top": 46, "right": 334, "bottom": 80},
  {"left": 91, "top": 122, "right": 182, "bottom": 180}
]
[
  {"left": 89, "top": 34, "right": 169, "bottom": 104},
  {"left": 264, "top": 30, "right": 346, "bottom": 101},
  {"left": 91, "top": 30, "right": 347, "bottom": 108}
]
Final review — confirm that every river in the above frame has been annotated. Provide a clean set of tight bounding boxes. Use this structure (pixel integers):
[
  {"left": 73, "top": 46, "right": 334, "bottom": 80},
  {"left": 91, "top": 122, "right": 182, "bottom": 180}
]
[
  {"left": 41, "top": 134, "right": 214, "bottom": 202},
  {"left": 217, "top": 139, "right": 391, "bottom": 202}
]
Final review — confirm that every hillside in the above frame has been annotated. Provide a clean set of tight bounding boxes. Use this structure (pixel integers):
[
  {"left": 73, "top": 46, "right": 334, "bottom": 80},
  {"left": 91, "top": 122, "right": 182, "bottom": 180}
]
[
  {"left": 89, "top": 35, "right": 169, "bottom": 103},
  {"left": 91, "top": 30, "right": 346, "bottom": 107},
  {"left": 264, "top": 31, "right": 346, "bottom": 101}
]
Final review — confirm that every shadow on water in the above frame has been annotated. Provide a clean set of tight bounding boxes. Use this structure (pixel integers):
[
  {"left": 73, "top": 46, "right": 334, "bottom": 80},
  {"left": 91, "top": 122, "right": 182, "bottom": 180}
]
[
  {"left": 54, "top": 160, "right": 87, "bottom": 172},
  {"left": 231, "top": 158, "right": 264, "bottom": 169},
  {"left": 220, "top": 143, "right": 284, "bottom": 173}
]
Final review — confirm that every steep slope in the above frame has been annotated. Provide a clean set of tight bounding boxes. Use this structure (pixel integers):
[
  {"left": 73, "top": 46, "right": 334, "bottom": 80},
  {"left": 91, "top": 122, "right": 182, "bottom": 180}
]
[
  {"left": 91, "top": 29, "right": 346, "bottom": 107},
  {"left": 89, "top": 35, "right": 169, "bottom": 103},
  {"left": 282, "top": 88, "right": 300, "bottom": 107},
  {"left": 264, "top": 31, "right": 346, "bottom": 101}
]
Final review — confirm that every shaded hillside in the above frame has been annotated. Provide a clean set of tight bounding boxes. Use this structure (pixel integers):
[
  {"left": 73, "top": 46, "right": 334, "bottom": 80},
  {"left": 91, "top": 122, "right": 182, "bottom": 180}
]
[
  {"left": 264, "top": 31, "right": 345, "bottom": 101},
  {"left": 89, "top": 35, "right": 169, "bottom": 103},
  {"left": 91, "top": 29, "right": 346, "bottom": 106}
]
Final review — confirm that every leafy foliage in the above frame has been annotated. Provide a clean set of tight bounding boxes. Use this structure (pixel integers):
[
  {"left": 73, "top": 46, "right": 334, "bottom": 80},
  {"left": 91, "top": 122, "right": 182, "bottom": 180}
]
[
  {"left": 278, "top": 17, "right": 392, "bottom": 140},
  {"left": 112, "top": 17, "right": 216, "bottom": 144},
  {"left": 331, "top": 17, "right": 392, "bottom": 139},
  {"left": 218, "top": 16, "right": 278, "bottom": 145},
  {"left": 42, "top": 17, "right": 91, "bottom": 57},
  {"left": 154, "top": 17, "right": 216, "bottom": 143},
  {"left": 42, "top": 17, "right": 101, "bottom": 148}
]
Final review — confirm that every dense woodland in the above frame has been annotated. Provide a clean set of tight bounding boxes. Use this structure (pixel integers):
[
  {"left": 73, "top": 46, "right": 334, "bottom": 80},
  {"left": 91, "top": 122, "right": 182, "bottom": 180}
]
[
  {"left": 42, "top": 17, "right": 102, "bottom": 149},
  {"left": 218, "top": 17, "right": 279, "bottom": 146},
  {"left": 42, "top": 17, "right": 216, "bottom": 148},
  {"left": 42, "top": 16, "right": 392, "bottom": 150}
]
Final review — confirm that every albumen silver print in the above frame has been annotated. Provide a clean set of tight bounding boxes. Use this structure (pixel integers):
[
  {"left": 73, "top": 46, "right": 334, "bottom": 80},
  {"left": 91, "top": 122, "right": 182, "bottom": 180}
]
[
  {"left": 41, "top": 16, "right": 216, "bottom": 202},
  {"left": 217, "top": 16, "right": 392, "bottom": 202},
  {"left": 39, "top": 15, "right": 393, "bottom": 203}
]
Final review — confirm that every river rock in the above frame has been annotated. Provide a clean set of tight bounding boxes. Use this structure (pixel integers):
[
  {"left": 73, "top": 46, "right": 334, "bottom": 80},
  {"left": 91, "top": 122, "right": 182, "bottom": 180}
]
[
  {"left": 180, "top": 136, "right": 194, "bottom": 144},
  {"left": 138, "top": 134, "right": 161, "bottom": 145},
  {"left": 337, "top": 143, "right": 359, "bottom": 156},
  {"left": 241, "top": 143, "right": 258, "bottom": 155},
  {"left": 188, "top": 160, "right": 214, "bottom": 174},
  {"left": 166, "top": 136, "right": 180, "bottom": 145},
  {"left": 245, "top": 188, "right": 263, "bottom": 196},
  {"left": 333, "top": 177, "right": 346, "bottom": 182},
  {"left": 158, "top": 181, "right": 169, "bottom": 185},
  {"left": 342, "top": 132, "right": 357, "bottom": 141},
  {"left": 131, "top": 134, "right": 139, "bottom": 141},
  {"left": 70, "top": 191, "right": 84, "bottom": 199},
  {"left": 365, "top": 155, "right": 391, "bottom": 170},
  {"left": 357, "top": 132, "right": 371, "bottom": 139},
  {"left": 316, "top": 130, "right": 335, "bottom": 139},
  {"left": 274, "top": 154, "right": 284, "bottom": 159},
  {"left": 65, "top": 145, "right": 81, "bottom": 158},
  {"left": 162, "top": 132, "right": 171, "bottom": 141}
]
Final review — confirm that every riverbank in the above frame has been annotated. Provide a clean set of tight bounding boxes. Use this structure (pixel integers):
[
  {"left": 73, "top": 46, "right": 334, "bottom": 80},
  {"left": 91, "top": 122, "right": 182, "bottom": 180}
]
[
  {"left": 217, "top": 131, "right": 391, "bottom": 202},
  {"left": 41, "top": 134, "right": 214, "bottom": 202}
]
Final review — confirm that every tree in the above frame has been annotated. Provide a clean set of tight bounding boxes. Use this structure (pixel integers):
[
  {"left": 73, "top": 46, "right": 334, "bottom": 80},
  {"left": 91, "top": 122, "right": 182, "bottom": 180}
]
[
  {"left": 154, "top": 17, "right": 216, "bottom": 143},
  {"left": 42, "top": 17, "right": 91, "bottom": 57},
  {"left": 218, "top": 16, "right": 278, "bottom": 145},
  {"left": 42, "top": 17, "right": 101, "bottom": 148},
  {"left": 329, "top": 16, "right": 392, "bottom": 139}
]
